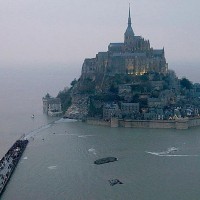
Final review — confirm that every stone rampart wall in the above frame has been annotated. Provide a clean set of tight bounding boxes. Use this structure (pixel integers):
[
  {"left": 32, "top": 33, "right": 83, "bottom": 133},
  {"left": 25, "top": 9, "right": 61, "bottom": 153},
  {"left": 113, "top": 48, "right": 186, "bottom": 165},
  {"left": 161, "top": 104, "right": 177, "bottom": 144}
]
[
  {"left": 188, "top": 117, "right": 200, "bottom": 127},
  {"left": 86, "top": 118, "right": 110, "bottom": 126},
  {"left": 119, "top": 120, "right": 175, "bottom": 129},
  {"left": 86, "top": 117, "right": 200, "bottom": 129}
]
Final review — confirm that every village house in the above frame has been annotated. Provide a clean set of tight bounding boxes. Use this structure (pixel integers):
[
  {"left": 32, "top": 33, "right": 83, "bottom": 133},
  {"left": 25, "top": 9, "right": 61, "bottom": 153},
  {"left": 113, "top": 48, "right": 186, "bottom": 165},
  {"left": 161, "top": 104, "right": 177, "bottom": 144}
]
[
  {"left": 118, "top": 84, "right": 132, "bottom": 95},
  {"left": 121, "top": 102, "right": 139, "bottom": 116},
  {"left": 103, "top": 103, "right": 120, "bottom": 119},
  {"left": 147, "top": 98, "right": 163, "bottom": 108}
]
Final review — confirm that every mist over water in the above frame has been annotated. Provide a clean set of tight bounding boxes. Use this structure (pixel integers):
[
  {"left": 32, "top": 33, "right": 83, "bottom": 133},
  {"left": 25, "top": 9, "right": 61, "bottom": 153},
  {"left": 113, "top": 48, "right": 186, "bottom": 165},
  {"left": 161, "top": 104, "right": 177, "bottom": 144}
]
[{"left": 0, "top": 65, "right": 79, "bottom": 156}]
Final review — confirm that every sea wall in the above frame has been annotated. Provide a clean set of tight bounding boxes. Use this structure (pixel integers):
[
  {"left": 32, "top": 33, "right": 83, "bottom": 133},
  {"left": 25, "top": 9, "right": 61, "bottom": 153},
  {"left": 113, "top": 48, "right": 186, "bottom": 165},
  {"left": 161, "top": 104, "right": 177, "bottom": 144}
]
[
  {"left": 86, "top": 117, "right": 200, "bottom": 130},
  {"left": 86, "top": 118, "right": 110, "bottom": 126},
  {"left": 188, "top": 117, "right": 200, "bottom": 127},
  {"left": 119, "top": 119, "right": 175, "bottom": 129}
]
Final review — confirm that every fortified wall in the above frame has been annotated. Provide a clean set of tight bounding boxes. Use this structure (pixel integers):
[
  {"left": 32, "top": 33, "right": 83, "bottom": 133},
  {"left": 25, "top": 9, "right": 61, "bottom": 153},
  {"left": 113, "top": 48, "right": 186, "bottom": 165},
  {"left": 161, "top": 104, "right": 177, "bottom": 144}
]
[{"left": 86, "top": 117, "right": 200, "bottom": 130}]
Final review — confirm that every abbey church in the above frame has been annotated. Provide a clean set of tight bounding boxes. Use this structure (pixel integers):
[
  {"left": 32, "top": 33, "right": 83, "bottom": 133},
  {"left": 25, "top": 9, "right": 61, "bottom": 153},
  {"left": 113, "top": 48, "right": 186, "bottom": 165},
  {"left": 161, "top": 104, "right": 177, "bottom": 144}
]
[{"left": 81, "top": 6, "right": 168, "bottom": 80}]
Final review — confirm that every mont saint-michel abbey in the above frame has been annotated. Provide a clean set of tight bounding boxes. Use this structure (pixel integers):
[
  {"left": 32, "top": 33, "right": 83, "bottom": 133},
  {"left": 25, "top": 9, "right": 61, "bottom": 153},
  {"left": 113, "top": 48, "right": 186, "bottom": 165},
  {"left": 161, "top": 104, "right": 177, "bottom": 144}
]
[{"left": 81, "top": 6, "right": 168, "bottom": 79}]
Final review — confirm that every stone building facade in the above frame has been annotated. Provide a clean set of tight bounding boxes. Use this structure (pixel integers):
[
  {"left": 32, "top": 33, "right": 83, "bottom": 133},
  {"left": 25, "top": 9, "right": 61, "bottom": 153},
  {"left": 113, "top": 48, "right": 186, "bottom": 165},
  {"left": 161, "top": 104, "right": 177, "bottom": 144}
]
[
  {"left": 103, "top": 103, "right": 120, "bottom": 120},
  {"left": 81, "top": 6, "right": 168, "bottom": 80},
  {"left": 42, "top": 97, "right": 62, "bottom": 116},
  {"left": 121, "top": 103, "right": 140, "bottom": 115}
]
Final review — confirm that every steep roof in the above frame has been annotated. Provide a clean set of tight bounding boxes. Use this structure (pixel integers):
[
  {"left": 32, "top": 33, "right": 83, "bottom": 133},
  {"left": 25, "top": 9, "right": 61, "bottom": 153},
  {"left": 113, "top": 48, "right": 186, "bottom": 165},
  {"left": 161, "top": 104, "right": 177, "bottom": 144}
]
[
  {"left": 112, "top": 52, "right": 146, "bottom": 57},
  {"left": 153, "top": 49, "right": 163, "bottom": 55},
  {"left": 109, "top": 43, "right": 124, "bottom": 47}
]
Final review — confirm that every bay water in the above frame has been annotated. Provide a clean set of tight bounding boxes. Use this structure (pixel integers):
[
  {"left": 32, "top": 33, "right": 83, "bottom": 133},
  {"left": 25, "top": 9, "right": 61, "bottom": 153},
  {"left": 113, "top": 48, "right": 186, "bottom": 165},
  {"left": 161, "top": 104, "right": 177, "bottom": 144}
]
[{"left": 1, "top": 66, "right": 200, "bottom": 200}]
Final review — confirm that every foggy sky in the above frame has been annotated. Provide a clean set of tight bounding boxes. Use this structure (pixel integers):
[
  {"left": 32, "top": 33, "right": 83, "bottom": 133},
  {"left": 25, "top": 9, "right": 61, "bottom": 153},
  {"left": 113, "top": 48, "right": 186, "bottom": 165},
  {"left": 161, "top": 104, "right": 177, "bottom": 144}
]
[{"left": 0, "top": 0, "right": 200, "bottom": 81}]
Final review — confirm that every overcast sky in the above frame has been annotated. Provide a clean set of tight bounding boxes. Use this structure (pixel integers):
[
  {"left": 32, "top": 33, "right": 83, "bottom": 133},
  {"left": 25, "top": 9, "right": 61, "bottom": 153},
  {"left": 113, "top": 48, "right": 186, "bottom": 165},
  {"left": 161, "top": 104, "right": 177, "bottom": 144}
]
[{"left": 0, "top": 0, "right": 200, "bottom": 81}]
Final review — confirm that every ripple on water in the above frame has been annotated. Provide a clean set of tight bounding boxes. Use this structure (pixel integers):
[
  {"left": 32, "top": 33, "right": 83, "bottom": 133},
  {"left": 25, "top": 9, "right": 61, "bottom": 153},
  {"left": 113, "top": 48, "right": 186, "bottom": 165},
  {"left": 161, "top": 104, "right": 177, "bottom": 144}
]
[
  {"left": 48, "top": 166, "right": 57, "bottom": 170},
  {"left": 88, "top": 148, "right": 97, "bottom": 155}
]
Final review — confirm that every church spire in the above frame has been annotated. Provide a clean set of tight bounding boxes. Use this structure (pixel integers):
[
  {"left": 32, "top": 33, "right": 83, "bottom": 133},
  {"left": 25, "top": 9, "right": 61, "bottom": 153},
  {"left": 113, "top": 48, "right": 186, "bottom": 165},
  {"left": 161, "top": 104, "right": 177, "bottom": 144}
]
[
  {"left": 124, "top": 4, "right": 135, "bottom": 45},
  {"left": 128, "top": 3, "right": 131, "bottom": 27}
]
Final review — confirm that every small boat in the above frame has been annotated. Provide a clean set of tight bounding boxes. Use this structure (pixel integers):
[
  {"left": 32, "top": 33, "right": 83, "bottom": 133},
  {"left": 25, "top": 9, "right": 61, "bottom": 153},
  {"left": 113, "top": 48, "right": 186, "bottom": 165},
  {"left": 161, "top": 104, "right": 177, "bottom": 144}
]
[
  {"left": 94, "top": 157, "right": 118, "bottom": 165},
  {"left": 31, "top": 114, "right": 35, "bottom": 118},
  {"left": 108, "top": 179, "right": 123, "bottom": 186},
  {"left": 167, "top": 147, "right": 178, "bottom": 153}
]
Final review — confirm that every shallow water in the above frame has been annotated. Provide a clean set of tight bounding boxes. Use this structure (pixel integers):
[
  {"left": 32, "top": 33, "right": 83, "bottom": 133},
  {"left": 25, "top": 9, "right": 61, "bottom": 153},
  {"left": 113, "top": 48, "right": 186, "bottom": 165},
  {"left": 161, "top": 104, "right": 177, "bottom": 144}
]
[{"left": 1, "top": 121, "right": 200, "bottom": 200}]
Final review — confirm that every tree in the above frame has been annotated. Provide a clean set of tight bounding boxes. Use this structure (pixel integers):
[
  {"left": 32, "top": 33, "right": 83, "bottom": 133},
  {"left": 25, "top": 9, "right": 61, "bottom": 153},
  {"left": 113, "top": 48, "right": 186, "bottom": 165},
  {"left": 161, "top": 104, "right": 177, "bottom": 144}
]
[
  {"left": 79, "top": 78, "right": 95, "bottom": 94},
  {"left": 132, "top": 94, "right": 139, "bottom": 103},
  {"left": 57, "top": 88, "right": 72, "bottom": 112},
  {"left": 180, "top": 77, "right": 193, "bottom": 89},
  {"left": 109, "top": 84, "right": 118, "bottom": 94},
  {"left": 140, "top": 74, "right": 149, "bottom": 82},
  {"left": 70, "top": 79, "right": 77, "bottom": 87},
  {"left": 151, "top": 90, "right": 160, "bottom": 98},
  {"left": 88, "top": 99, "right": 103, "bottom": 117}
]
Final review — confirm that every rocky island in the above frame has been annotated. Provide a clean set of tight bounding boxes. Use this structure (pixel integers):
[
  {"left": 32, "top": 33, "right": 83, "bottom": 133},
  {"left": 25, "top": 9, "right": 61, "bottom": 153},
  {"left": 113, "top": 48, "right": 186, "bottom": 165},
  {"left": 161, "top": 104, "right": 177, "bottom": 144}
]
[{"left": 56, "top": 6, "right": 200, "bottom": 130}]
